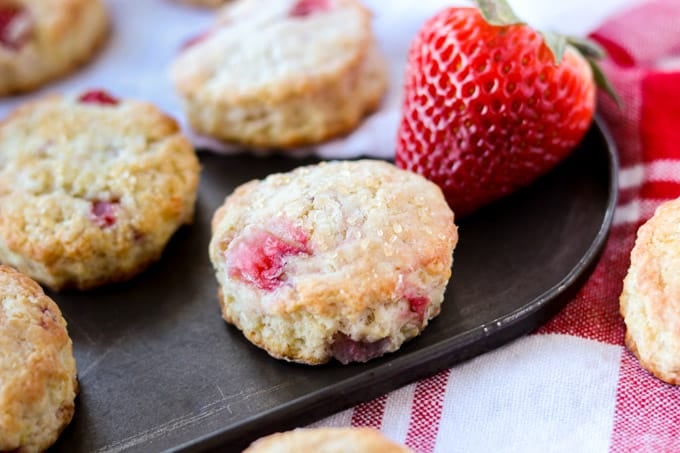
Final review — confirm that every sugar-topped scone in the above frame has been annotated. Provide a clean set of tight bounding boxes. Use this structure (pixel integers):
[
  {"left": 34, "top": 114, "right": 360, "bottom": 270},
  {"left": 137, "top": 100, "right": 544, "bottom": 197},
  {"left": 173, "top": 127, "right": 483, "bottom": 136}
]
[
  {"left": 0, "top": 91, "right": 201, "bottom": 291},
  {"left": 170, "top": 0, "right": 387, "bottom": 149},
  {"left": 0, "top": 0, "right": 109, "bottom": 96},
  {"left": 0, "top": 265, "right": 77, "bottom": 452},
  {"left": 244, "top": 427, "right": 413, "bottom": 453},
  {"left": 210, "top": 160, "right": 457, "bottom": 365},
  {"left": 620, "top": 197, "right": 680, "bottom": 385}
]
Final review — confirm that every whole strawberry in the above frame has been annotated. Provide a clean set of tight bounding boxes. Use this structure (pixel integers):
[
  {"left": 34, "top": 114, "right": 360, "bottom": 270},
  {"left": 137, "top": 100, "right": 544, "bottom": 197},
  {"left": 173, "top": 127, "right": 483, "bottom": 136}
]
[{"left": 396, "top": 0, "right": 615, "bottom": 217}]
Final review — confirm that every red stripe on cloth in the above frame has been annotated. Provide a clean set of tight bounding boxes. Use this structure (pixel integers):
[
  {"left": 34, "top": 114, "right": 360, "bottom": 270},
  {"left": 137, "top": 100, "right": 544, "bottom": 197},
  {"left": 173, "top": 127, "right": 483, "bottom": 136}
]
[
  {"left": 592, "top": 64, "right": 646, "bottom": 169},
  {"left": 540, "top": 10, "right": 651, "bottom": 345},
  {"left": 640, "top": 181, "right": 680, "bottom": 199},
  {"left": 593, "top": 35, "right": 636, "bottom": 68},
  {"left": 536, "top": 225, "right": 634, "bottom": 344},
  {"left": 616, "top": 188, "right": 641, "bottom": 207},
  {"left": 350, "top": 394, "right": 387, "bottom": 429},
  {"left": 641, "top": 71, "right": 680, "bottom": 162},
  {"left": 404, "top": 369, "right": 450, "bottom": 453},
  {"left": 610, "top": 351, "right": 680, "bottom": 452}
]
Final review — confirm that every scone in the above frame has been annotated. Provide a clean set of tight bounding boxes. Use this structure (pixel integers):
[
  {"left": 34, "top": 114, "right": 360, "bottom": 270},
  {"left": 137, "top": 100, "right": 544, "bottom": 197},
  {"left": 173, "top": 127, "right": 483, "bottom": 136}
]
[
  {"left": 170, "top": 0, "right": 388, "bottom": 149},
  {"left": 0, "top": 91, "right": 201, "bottom": 291},
  {"left": 620, "top": 198, "right": 680, "bottom": 385},
  {"left": 0, "top": 265, "right": 77, "bottom": 453},
  {"left": 0, "top": 0, "right": 109, "bottom": 96},
  {"left": 243, "top": 427, "right": 413, "bottom": 453},
  {"left": 210, "top": 160, "right": 458, "bottom": 365}
]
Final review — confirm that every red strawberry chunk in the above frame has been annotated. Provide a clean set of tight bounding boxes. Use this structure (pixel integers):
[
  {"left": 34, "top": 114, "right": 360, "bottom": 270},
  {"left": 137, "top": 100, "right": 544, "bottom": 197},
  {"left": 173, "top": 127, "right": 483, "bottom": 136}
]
[
  {"left": 91, "top": 201, "right": 118, "bottom": 228},
  {"left": 407, "top": 295, "right": 430, "bottom": 320},
  {"left": 331, "top": 334, "right": 390, "bottom": 364},
  {"left": 78, "top": 90, "right": 120, "bottom": 106},
  {"left": 290, "top": 0, "right": 330, "bottom": 17},
  {"left": 0, "top": 7, "right": 32, "bottom": 50},
  {"left": 227, "top": 226, "right": 311, "bottom": 291}
]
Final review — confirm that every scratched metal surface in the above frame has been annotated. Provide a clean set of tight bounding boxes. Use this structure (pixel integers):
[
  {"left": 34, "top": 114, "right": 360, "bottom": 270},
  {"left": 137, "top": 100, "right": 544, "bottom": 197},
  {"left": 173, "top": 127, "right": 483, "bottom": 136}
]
[{"left": 48, "top": 122, "right": 616, "bottom": 453}]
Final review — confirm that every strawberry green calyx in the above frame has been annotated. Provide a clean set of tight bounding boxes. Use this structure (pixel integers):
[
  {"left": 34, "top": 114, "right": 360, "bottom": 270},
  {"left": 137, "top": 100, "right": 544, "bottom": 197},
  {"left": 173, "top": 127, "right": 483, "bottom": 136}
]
[
  {"left": 473, "top": 0, "right": 621, "bottom": 107},
  {"left": 565, "top": 35, "right": 621, "bottom": 106},
  {"left": 540, "top": 31, "right": 567, "bottom": 63},
  {"left": 475, "top": 0, "right": 523, "bottom": 25},
  {"left": 566, "top": 35, "right": 606, "bottom": 59},
  {"left": 586, "top": 57, "right": 622, "bottom": 108}
]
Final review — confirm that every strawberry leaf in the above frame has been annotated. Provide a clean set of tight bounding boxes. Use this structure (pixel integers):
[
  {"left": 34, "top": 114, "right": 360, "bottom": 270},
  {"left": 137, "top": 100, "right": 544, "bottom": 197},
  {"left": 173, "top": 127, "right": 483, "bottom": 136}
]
[
  {"left": 587, "top": 58, "right": 623, "bottom": 108},
  {"left": 568, "top": 36, "right": 621, "bottom": 107},
  {"left": 566, "top": 35, "right": 606, "bottom": 59},
  {"left": 540, "top": 31, "right": 567, "bottom": 64},
  {"left": 474, "top": 0, "right": 524, "bottom": 26}
]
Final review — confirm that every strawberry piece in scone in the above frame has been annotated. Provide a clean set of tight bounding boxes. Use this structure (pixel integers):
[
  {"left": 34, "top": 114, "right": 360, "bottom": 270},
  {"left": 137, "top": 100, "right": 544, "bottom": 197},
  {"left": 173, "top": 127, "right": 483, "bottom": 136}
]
[
  {"left": 78, "top": 90, "right": 120, "bottom": 106},
  {"left": 227, "top": 226, "right": 311, "bottom": 291},
  {"left": 0, "top": 7, "right": 32, "bottom": 50},
  {"left": 290, "top": 0, "right": 331, "bottom": 17}
]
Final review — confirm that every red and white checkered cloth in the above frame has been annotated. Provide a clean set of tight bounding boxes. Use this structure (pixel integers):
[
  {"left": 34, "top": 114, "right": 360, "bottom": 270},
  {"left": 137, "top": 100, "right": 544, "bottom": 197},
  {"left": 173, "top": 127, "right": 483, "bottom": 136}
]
[{"left": 316, "top": 1, "right": 680, "bottom": 451}]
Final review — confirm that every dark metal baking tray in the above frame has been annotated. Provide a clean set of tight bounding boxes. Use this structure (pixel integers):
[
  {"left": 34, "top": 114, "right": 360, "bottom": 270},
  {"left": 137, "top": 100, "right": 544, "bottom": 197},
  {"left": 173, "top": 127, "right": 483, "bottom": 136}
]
[{"left": 49, "top": 117, "right": 617, "bottom": 452}]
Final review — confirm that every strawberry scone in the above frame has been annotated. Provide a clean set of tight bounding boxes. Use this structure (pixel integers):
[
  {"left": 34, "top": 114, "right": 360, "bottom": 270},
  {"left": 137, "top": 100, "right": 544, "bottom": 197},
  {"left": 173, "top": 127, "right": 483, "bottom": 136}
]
[
  {"left": 170, "top": 0, "right": 387, "bottom": 149},
  {"left": 244, "top": 427, "right": 413, "bottom": 453},
  {"left": 620, "top": 198, "right": 680, "bottom": 385},
  {"left": 0, "top": 0, "right": 109, "bottom": 96},
  {"left": 0, "top": 265, "right": 77, "bottom": 452},
  {"left": 210, "top": 160, "right": 458, "bottom": 365},
  {"left": 0, "top": 91, "right": 201, "bottom": 291}
]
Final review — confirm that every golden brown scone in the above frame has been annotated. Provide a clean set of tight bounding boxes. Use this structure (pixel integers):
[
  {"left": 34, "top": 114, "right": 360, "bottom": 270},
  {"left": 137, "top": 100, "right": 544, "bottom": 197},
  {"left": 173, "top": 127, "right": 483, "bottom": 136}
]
[
  {"left": 243, "top": 428, "right": 413, "bottom": 453},
  {"left": 0, "top": 0, "right": 109, "bottom": 96},
  {"left": 0, "top": 91, "right": 201, "bottom": 291},
  {"left": 0, "top": 265, "right": 77, "bottom": 453},
  {"left": 210, "top": 160, "right": 457, "bottom": 365},
  {"left": 620, "top": 197, "right": 680, "bottom": 385},
  {"left": 170, "top": 0, "right": 388, "bottom": 149}
]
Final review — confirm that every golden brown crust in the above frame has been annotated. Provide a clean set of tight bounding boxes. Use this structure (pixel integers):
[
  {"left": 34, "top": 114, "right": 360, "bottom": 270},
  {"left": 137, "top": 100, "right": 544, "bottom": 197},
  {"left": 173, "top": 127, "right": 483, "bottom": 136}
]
[
  {"left": 174, "top": 0, "right": 372, "bottom": 103},
  {"left": 0, "top": 95, "right": 201, "bottom": 290},
  {"left": 0, "top": 0, "right": 109, "bottom": 96},
  {"left": 218, "top": 288, "right": 326, "bottom": 365},
  {"left": 0, "top": 265, "right": 77, "bottom": 452},
  {"left": 620, "top": 197, "right": 680, "bottom": 385},
  {"left": 244, "top": 427, "right": 413, "bottom": 453},
  {"left": 624, "top": 330, "right": 680, "bottom": 386},
  {"left": 170, "top": 0, "right": 387, "bottom": 148}
]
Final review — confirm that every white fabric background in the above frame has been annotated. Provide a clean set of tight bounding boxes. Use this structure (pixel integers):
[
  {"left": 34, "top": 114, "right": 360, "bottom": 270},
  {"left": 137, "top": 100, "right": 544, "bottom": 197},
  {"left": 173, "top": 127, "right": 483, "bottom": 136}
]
[{"left": 315, "top": 335, "right": 624, "bottom": 452}]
